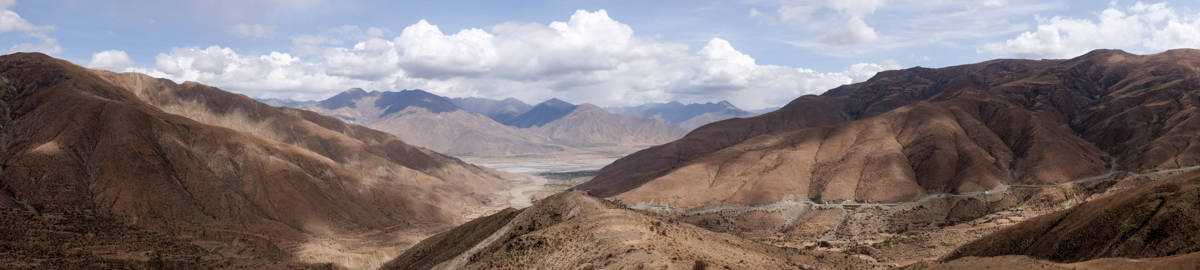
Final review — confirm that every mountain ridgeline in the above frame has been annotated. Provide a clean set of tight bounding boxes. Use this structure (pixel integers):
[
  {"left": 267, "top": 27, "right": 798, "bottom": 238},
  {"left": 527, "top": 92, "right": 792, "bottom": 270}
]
[
  {"left": 501, "top": 98, "right": 576, "bottom": 128},
  {"left": 449, "top": 97, "right": 533, "bottom": 124},
  {"left": 301, "top": 91, "right": 687, "bottom": 157},
  {"left": 608, "top": 100, "right": 756, "bottom": 130}
]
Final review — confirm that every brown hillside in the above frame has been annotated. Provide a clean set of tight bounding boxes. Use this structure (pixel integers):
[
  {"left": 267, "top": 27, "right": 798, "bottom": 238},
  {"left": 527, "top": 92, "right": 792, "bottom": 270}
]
[
  {"left": 613, "top": 89, "right": 1109, "bottom": 206},
  {"left": 580, "top": 49, "right": 1200, "bottom": 203},
  {"left": 0, "top": 53, "right": 507, "bottom": 267},
  {"left": 382, "top": 191, "right": 872, "bottom": 270}
]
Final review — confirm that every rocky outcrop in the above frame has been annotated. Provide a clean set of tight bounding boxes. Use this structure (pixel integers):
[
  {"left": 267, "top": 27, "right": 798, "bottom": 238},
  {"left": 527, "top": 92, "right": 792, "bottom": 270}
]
[{"left": 945, "top": 170, "right": 1200, "bottom": 263}]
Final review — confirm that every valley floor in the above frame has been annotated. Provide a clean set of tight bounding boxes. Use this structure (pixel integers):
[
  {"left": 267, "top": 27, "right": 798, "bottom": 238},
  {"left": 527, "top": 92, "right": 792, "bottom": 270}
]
[{"left": 460, "top": 145, "right": 643, "bottom": 208}]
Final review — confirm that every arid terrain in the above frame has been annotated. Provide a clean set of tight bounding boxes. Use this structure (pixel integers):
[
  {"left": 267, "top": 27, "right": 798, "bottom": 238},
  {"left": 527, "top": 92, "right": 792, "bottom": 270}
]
[
  {"left": 394, "top": 49, "right": 1200, "bottom": 269},
  {"left": 6, "top": 48, "right": 1200, "bottom": 270},
  {"left": 0, "top": 53, "right": 530, "bottom": 269}
]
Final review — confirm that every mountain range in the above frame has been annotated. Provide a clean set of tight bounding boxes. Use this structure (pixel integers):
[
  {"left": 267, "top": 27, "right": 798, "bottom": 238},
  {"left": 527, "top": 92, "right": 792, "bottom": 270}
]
[
  {"left": 607, "top": 100, "right": 756, "bottom": 130},
  {"left": 402, "top": 49, "right": 1200, "bottom": 268},
  {"left": 448, "top": 97, "right": 532, "bottom": 124},
  {"left": 7, "top": 49, "right": 1200, "bottom": 269},
  {"left": 300, "top": 90, "right": 687, "bottom": 157},
  {"left": 257, "top": 97, "right": 314, "bottom": 108}
]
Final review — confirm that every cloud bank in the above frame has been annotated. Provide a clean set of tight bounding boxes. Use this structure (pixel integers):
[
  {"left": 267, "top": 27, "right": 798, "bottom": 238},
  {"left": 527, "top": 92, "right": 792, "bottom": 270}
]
[
  {"left": 114, "top": 10, "right": 898, "bottom": 109},
  {"left": 983, "top": 2, "right": 1200, "bottom": 59}
]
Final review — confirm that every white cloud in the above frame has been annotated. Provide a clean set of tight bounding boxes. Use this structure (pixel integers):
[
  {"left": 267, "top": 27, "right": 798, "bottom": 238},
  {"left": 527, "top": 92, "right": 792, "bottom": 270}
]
[
  {"left": 229, "top": 23, "right": 276, "bottom": 39},
  {"left": 394, "top": 20, "right": 498, "bottom": 78},
  {"left": 777, "top": 5, "right": 819, "bottom": 24},
  {"left": 748, "top": 8, "right": 762, "bottom": 19},
  {"left": 147, "top": 10, "right": 900, "bottom": 110},
  {"left": 821, "top": 17, "right": 878, "bottom": 45},
  {"left": 0, "top": 0, "right": 60, "bottom": 54},
  {"left": 151, "top": 45, "right": 364, "bottom": 98},
  {"left": 768, "top": 0, "right": 886, "bottom": 46},
  {"left": 829, "top": 0, "right": 886, "bottom": 18},
  {"left": 88, "top": 50, "right": 135, "bottom": 72},
  {"left": 844, "top": 61, "right": 902, "bottom": 82},
  {"left": 982, "top": 2, "right": 1200, "bottom": 59}
]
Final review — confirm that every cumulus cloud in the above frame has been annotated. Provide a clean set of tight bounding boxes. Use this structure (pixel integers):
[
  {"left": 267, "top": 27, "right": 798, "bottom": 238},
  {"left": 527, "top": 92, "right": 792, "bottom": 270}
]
[
  {"left": 821, "top": 17, "right": 878, "bottom": 45},
  {"left": 0, "top": 0, "right": 60, "bottom": 54},
  {"left": 229, "top": 23, "right": 276, "bottom": 39},
  {"left": 982, "top": 2, "right": 1200, "bottom": 59},
  {"left": 768, "top": 0, "right": 885, "bottom": 46},
  {"left": 148, "top": 10, "right": 900, "bottom": 109},
  {"left": 88, "top": 50, "right": 135, "bottom": 71},
  {"left": 394, "top": 20, "right": 497, "bottom": 78},
  {"left": 151, "top": 45, "right": 366, "bottom": 98}
]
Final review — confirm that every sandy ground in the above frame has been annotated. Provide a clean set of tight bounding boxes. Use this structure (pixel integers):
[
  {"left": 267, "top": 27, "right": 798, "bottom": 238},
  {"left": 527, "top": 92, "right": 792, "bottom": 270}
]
[{"left": 463, "top": 148, "right": 628, "bottom": 208}]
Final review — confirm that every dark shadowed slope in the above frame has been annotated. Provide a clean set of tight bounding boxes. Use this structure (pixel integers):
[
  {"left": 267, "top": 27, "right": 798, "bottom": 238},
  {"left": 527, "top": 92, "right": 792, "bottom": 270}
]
[
  {"left": 579, "top": 49, "right": 1200, "bottom": 204},
  {"left": 374, "top": 89, "right": 461, "bottom": 115},
  {"left": 450, "top": 97, "right": 532, "bottom": 124},
  {"left": 502, "top": 98, "right": 577, "bottom": 128}
]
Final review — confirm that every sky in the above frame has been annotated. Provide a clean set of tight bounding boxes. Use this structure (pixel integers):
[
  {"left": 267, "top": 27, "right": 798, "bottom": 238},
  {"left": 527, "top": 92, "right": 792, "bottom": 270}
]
[{"left": 2, "top": 0, "right": 1199, "bottom": 110}]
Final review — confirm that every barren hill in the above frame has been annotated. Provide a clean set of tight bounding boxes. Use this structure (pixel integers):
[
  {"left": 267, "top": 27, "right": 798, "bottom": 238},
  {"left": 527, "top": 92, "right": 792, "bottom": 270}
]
[
  {"left": 382, "top": 191, "right": 870, "bottom": 269},
  {"left": 0, "top": 52, "right": 509, "bottom": 268},
  {"left": 578, "top": 49, "right": 1200, "bottom": 206},
  {"left": 534, "top": 104, "right": 686, "bottom": 147}
]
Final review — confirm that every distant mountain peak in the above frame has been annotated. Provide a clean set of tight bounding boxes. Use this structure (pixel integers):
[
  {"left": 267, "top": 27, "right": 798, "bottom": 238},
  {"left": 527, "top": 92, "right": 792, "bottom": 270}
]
[
  {"left": 573, "top": 103, "right": 605, "bottom": 112},
  {"left": 318, "top": 88, "right": 372, "bottom": 109},
  {"left": 374, "top": 89, "right": 460, "bottom": 115},
  {"left": 606, "top": 100, "right": 753, "bottom": 128},
  {"left": 540, "top": 98, "right": 574, "bottom": 108},
  {"left": 503, "top": 98, "right": 579, "bottom": 128}
]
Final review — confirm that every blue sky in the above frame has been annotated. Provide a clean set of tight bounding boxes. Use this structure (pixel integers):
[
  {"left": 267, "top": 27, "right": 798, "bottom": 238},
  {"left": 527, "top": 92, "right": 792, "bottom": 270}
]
[{"left": 2, "top": 0, "right": 1198, "bottom": 109}]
